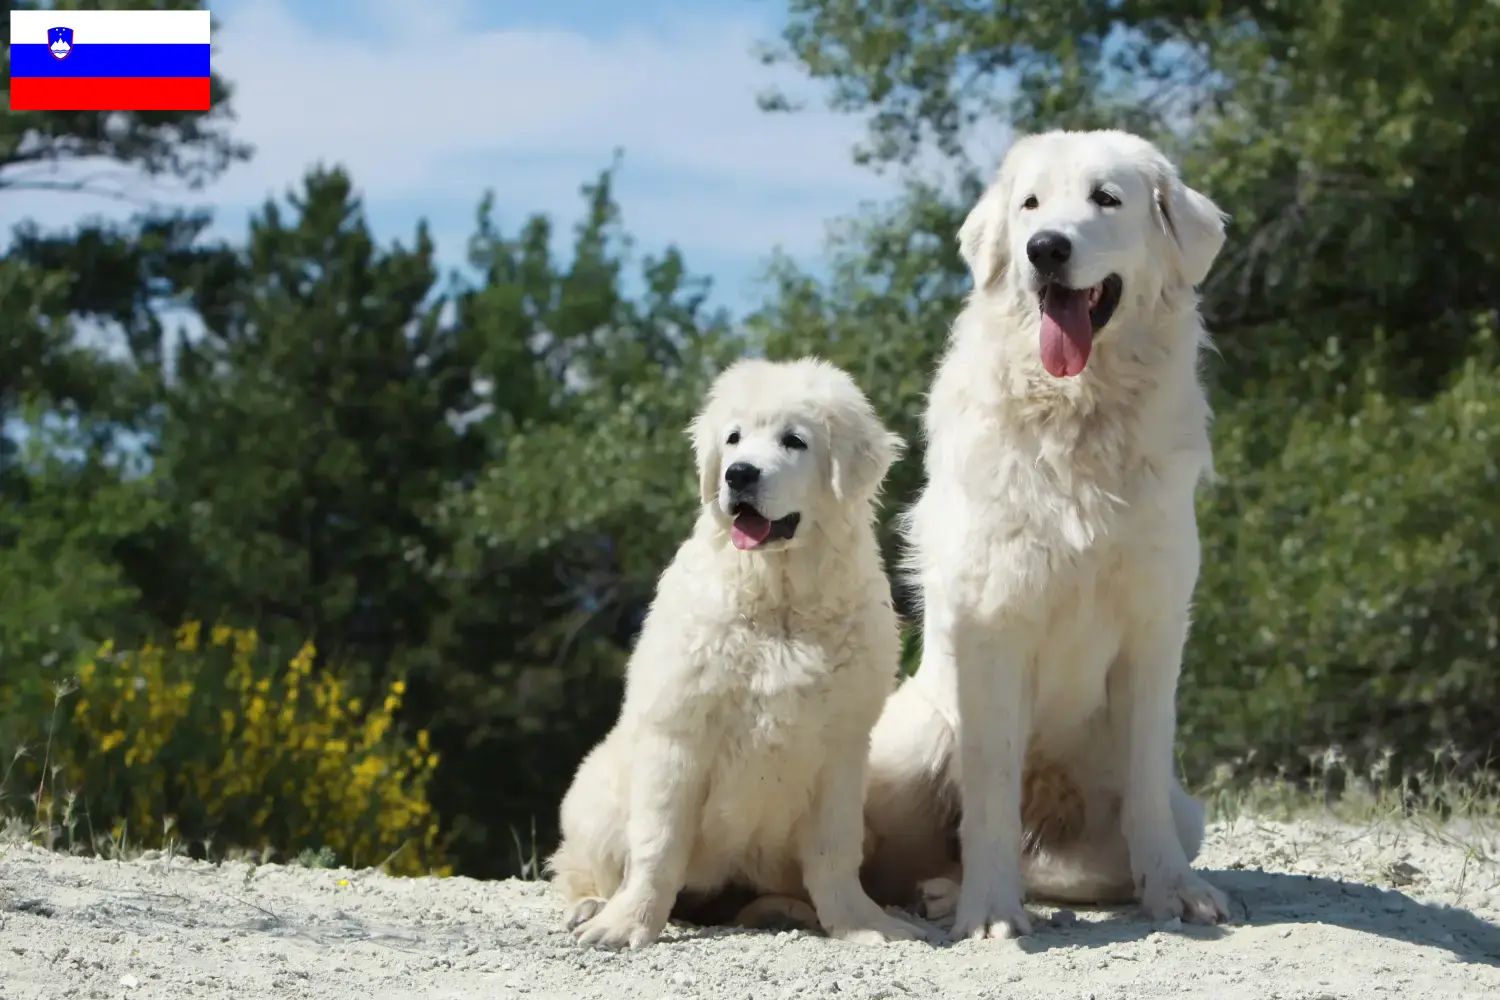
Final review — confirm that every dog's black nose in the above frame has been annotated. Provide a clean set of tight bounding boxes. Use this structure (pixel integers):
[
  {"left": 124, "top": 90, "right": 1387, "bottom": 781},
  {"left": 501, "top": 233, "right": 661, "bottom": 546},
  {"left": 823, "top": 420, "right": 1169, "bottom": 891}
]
[
  {"left": 724, "top": 462, "right": 760, "bottom": 492},
  {"left": 1025, "top": 230, "right": 1072, "bottom": 276}
]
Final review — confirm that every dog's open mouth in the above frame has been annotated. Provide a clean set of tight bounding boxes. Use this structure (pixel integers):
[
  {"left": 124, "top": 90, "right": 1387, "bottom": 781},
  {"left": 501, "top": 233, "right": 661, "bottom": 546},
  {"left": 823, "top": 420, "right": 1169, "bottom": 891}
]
[
  {"left": 1036, "top": 274, "right": 1123, "bottom": 378},
  {"left": 730, "top": 504, "right": 801, "bottom": 551}
]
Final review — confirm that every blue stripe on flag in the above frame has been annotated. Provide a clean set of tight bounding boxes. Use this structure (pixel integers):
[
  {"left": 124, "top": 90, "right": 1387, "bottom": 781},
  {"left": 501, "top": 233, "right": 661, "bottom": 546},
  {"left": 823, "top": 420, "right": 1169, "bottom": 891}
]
[{"left": 9, "top": 43, "right": 210, "bottom": 79}]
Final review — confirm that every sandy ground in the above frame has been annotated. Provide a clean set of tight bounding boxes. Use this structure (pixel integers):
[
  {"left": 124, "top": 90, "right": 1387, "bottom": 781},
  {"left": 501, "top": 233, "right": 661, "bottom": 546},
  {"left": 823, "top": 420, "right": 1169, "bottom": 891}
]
[{"left": 3, "top": 818, "right": 1498, "bottom": 999}]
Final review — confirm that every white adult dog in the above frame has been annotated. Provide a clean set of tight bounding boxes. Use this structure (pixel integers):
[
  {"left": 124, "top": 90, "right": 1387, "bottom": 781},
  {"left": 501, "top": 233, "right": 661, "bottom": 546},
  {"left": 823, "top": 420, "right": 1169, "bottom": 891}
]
[
  {"left": 860, "top": 129, "right": 1231, "bottom": 938},
  {"left": 548, "top": 357, "right": 921, "bottom": 949}
]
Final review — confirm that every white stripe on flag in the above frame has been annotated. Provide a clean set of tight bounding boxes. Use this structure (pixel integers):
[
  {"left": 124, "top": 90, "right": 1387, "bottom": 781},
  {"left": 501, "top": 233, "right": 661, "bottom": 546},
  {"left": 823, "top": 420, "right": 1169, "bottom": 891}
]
[{"left": 10, "top": 9, "right": 211, "bottom": 46}]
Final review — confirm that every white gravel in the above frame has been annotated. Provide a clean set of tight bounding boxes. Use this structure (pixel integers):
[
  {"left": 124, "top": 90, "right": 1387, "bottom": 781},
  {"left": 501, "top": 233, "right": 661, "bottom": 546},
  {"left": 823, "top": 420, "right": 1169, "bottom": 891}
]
[{"left": 3, "top": 817, "right": 1498, "bottom": 999}]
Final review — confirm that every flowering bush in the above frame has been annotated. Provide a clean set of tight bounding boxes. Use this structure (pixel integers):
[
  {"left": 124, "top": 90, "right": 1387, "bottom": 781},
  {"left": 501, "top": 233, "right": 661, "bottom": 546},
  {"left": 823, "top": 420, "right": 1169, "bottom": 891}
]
[{"left": 35, "top": 623, "right": 449, "bottom": 875}]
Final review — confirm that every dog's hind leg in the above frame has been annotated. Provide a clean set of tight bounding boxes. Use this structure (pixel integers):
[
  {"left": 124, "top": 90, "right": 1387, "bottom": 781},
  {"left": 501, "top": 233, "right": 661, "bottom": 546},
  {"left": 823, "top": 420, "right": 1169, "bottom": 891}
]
[
  {"left": 1022, "top": 779, "right": 1207, "bottom": 905},
  {"left": 860, "top": 680, "right": 961, "bottom": 910},
  {"left": 546, "top": 837, "right": 621, "bottom": 930},
  {"left": 548, "top": 741, "right": 629, "bottom": 929}
]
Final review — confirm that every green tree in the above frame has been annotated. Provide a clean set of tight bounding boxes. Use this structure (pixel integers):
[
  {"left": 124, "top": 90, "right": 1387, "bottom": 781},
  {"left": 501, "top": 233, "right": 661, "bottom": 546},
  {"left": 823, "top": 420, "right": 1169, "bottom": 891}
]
[
  {"left": 417, "top": 167, "right": 737, "bottom": 875},
  {"left": 2, "top": 0, "right": 248, "bottom": 760},
  {"left": 756, "top": 0, "right": 1500, "bottom": 783}
]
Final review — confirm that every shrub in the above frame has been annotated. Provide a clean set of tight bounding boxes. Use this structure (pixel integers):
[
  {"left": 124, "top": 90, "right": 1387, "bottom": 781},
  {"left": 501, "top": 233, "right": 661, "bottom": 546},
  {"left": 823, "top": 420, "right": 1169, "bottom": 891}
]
[
  {"left": 11, "top": 623, "right": 449, "bottom": 875},
  {"left": 1185, "top": 323, "right": 1500, "bottom": 787}
]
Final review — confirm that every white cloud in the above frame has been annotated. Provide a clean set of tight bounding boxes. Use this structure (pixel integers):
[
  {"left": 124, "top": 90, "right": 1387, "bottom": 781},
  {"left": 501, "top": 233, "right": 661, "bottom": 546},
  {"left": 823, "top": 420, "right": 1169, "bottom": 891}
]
[
  {"left": 1, "top": 0, "right": 905, "bottom": 302},
  {"left": 208, "top": 0, "right": 897, "bottom": 255}
]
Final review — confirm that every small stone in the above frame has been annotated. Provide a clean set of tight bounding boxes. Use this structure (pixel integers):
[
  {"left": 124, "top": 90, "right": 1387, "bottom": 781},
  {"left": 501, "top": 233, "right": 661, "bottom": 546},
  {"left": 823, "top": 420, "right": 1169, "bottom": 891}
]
[
  {"left": 119, "top": 975, "right": 140, "bottom": 990},
  {"left": 1384, "top": 861, "right": 1421, "bottom": 886},
  {"left": 671, "top": 972, "right": 696, "bottom": 988},
  {"left": 1051, "top": 909, "right": 1078, "bottom": 928},
  {"left": 1277, "top": 927, "right": 1293, "bottom": 938}
]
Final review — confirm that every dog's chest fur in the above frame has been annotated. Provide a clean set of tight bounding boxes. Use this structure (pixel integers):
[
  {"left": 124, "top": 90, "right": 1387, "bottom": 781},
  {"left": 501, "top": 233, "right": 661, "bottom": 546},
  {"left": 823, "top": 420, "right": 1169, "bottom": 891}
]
[
  {"left": 700, "top": 598, "right": 878, "bottom": 747},
  {"left": 911, "top": 303, "right": 1213, "bottom": 739},
  {"left": 685, "top": 593, "right": 891, "bottom": 892},
  {"left": 919, "top": 309, "right": 1211, "bottom": 594}
]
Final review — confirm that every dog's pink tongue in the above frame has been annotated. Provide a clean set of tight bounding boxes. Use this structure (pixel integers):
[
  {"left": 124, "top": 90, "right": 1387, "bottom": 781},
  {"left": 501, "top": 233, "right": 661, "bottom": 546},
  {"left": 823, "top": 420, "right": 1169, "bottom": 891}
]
[
  {"left": 731, "top": 511, "right": 773, "bottom": 550},
  {"left": 1039, "top": 286, "right": 1093, "bottom": 378}
]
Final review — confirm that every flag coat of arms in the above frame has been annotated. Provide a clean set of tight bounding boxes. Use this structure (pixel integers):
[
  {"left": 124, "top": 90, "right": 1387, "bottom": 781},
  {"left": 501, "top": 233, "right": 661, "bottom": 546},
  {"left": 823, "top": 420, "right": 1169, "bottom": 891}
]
[{"left": 9, "top": 9, "right": 211, "bottom": 112}]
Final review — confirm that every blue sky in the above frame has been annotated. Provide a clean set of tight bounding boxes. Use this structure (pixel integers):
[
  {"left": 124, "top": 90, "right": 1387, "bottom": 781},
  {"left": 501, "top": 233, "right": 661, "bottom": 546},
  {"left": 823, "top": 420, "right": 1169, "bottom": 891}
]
[{"left": 2, "top": 0, "right": 924, "bottom": 316}]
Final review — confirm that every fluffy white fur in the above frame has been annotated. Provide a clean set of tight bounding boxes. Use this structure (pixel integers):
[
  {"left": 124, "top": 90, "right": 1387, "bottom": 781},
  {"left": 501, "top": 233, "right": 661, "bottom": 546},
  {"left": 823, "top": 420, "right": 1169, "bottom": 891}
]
[
  {"left": 861, "top": 130, "right": 1232, "bottom": 938},
  {"left": 548, "top": 357, "right": 921, "bottom": 949}
]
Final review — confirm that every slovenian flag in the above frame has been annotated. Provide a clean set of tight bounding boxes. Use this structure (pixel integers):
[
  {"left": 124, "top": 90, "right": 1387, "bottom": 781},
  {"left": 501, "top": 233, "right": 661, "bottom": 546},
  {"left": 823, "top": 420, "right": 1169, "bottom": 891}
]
[{"left": 9, "top": 9, "right": 211, "bottom": 112}]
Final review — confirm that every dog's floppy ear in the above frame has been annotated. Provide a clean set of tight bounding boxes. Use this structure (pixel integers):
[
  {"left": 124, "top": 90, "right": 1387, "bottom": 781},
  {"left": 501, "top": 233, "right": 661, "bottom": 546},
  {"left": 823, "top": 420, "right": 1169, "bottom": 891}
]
[
  {"left": 828, "top": 401, "right": 906, "bottom": 503},
  {"left": 957, "top": 176, "right": 1011, "bottom": 290},
  {"left": 687, "top": 412, "right": 722, "bottom": 508},
  {"left": 1150, "top": 157, "right": 1228, "bottom": 288},
  {"left": 958, "top": 136, "right": 1040, "bottom": 290}
]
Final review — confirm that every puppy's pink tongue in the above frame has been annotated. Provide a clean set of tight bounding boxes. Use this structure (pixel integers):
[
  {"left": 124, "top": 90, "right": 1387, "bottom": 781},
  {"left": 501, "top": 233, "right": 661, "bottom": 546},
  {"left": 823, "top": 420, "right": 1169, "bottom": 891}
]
[
  {"left": 731, "top": 511, "right": 773, "bottom": 550},
  {"left": 1039, "top": 286, "right": 1093, "bottom": 378}
]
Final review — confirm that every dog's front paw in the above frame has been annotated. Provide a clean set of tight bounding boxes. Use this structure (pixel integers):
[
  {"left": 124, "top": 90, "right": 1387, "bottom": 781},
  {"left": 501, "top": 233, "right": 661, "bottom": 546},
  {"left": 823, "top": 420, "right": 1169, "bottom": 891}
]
[
  {"left": 562, "top": 897, "right": 605, "bottom": 931},
  {"left": 824, "top": 908, "right": 924, "bottom": 946},
  {"left": 732, "top": 895, "right": 821, "bottom": 933},
  {"left": 1140, "top": 870, "right": 1230, "bottom": 925},
  {"left": 952, "top": 879, "right": 1033, "bottom": 940},
  {"left": 573, "top": 898, "right": 662, "bottom": 950},
  {"left": 917, "top": 876, "right": 961, "bottom": 929}
]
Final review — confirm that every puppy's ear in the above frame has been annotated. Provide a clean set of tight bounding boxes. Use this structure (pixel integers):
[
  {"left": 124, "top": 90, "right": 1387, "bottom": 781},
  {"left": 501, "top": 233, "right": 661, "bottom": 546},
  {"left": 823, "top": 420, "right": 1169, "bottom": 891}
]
[
  {"left": 829, "top": 403, "right": 906, "bottom": 503},
  {"left": 687, "top": 412, "right": 722, "bottom": 508},
  {"left": 1151, "top": 157, "right": 1228, "bottom": 288},
  {"left": 957, "top": 178, "right": 1011, "bottom": 290}
]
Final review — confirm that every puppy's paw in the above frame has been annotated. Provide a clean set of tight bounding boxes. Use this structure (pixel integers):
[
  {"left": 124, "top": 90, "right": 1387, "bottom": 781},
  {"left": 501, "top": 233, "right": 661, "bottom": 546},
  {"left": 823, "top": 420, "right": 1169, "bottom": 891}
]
[
  {"left": 562, "top": 896, "right": 606, "bottom": 931},
  {"left": 952, "top": 880, "right": 1033, "bottom": 940},
  {"left": 824, "top": 909, "right": 924, "bottom": 946},
  {"left": 917, "top": 876, "right": 961, "bottom": 929},
  {"left": 1140, "top": 870, "right": 1230, "bottom": 925},
  {"left": 732, "top": 895, "right": 821, "bottom": 934},
  {"left": 573, "top": 899, "right": 662, "bottom": 950}
]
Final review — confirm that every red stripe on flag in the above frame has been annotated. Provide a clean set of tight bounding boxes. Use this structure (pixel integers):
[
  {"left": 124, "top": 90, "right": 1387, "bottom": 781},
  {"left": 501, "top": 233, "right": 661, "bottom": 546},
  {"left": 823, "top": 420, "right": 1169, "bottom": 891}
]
[{"left": 10, "top": 77, "right": 211, "bottom": 112}]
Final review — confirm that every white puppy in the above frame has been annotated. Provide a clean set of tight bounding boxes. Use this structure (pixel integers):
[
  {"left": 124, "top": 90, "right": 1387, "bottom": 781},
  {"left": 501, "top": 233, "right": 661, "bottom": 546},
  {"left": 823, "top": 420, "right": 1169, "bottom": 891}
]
[
  {"left": 548, "top": 357, "right": 920, "bottom": 949},
  {"left": 861, "top": 130, "right": 1231, "bottom": 938}
]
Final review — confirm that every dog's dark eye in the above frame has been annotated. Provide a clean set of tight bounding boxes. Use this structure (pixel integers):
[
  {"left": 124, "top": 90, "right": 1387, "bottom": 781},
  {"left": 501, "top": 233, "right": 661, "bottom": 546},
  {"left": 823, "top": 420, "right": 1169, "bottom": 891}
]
[
  {"left": 1091, "top": 189, "right": 1121, "bottom": 208},
  {"left": 1021, "top": 195, "right": 1039, "bottom": 210},
  {"left": 726, "top": 431, "right": 740, "bottom": 446},
  {"left": 781, "top": 433, "right": 807, "bottom": 451}
]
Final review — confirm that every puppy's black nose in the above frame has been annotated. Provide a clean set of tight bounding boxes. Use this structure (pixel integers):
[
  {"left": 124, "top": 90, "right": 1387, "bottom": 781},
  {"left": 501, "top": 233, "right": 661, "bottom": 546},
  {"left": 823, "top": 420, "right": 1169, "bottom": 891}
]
[
  {"left": 724, "top": 462, "right": 760, "bottom": 492},
  {"left": 1025, "top": 230, "right": 1072, "bottom": 276}
]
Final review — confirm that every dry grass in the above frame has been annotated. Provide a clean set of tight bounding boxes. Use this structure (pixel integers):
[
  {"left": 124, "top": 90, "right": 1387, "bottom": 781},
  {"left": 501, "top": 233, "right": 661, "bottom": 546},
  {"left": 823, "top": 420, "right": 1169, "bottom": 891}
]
[{"left": 1198, "top": 744, "right": 1500, "bottom": 871}]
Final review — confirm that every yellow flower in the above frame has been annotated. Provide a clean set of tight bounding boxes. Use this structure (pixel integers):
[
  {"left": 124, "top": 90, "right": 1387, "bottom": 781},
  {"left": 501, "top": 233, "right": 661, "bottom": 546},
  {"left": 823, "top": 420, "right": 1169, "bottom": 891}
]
[
  {"left": 58, "top": 623, "right": 450, "bottom": 879},
  {"left": 289, "top": 641, "right": 316, "bottom": 674},
  {"left": 175, "top": 621, "right": 201, "bottom": 652}
]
